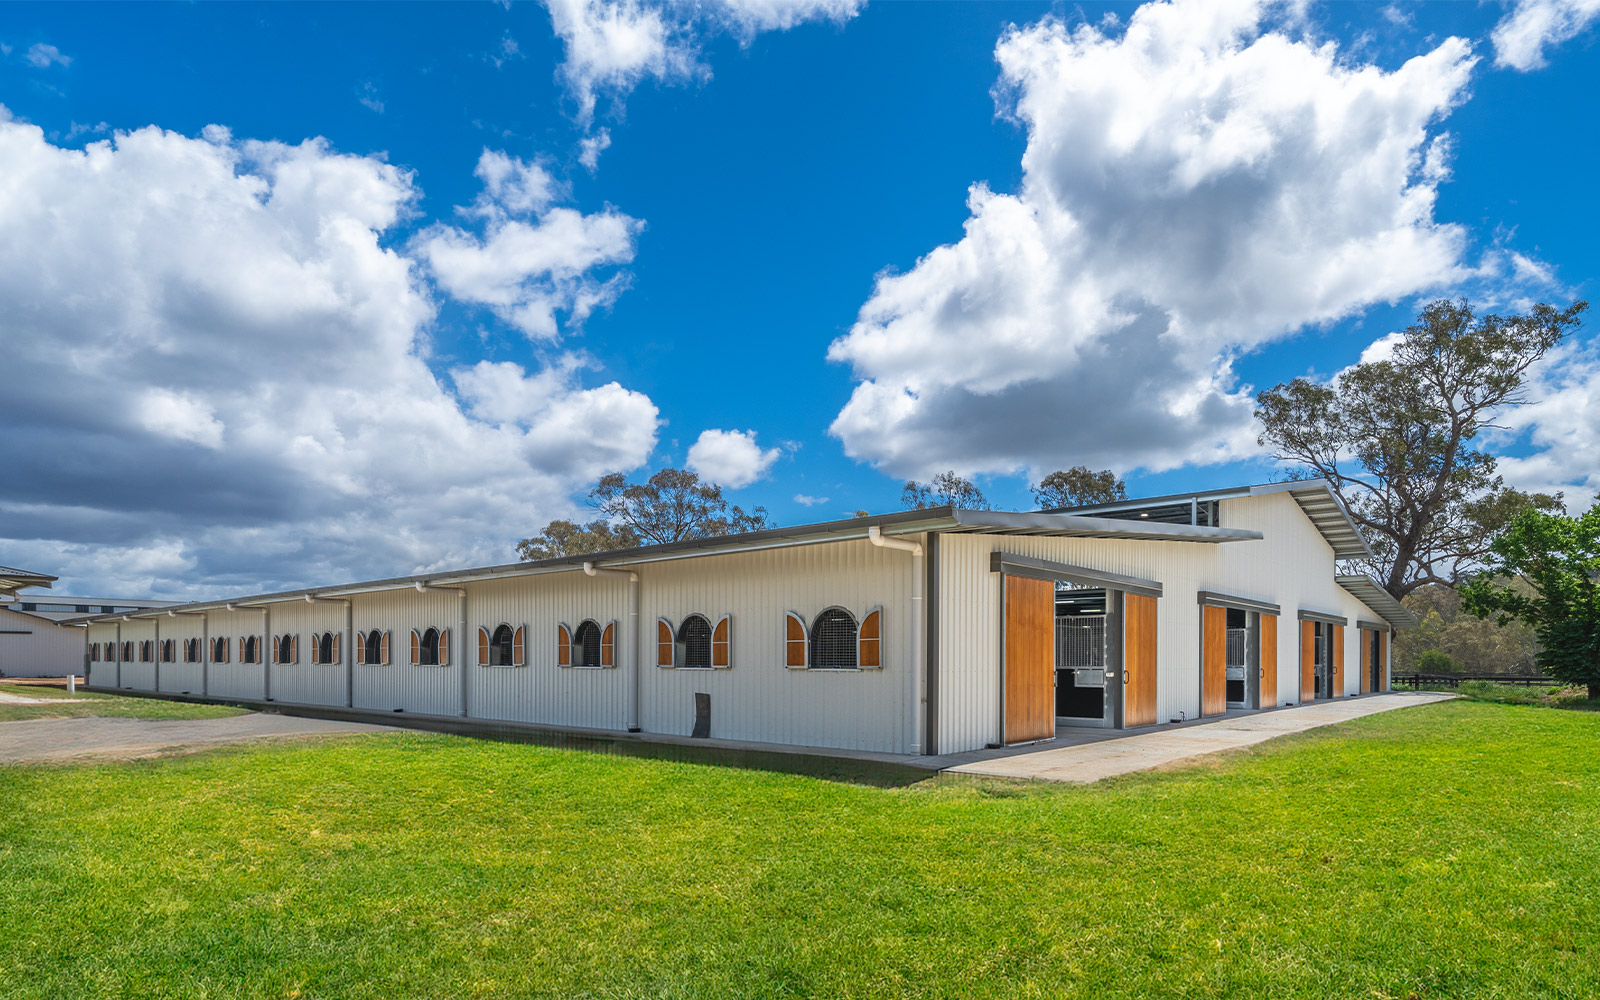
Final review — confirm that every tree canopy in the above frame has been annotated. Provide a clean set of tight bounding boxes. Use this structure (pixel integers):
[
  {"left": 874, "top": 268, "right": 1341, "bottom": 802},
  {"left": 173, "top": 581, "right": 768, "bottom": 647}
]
[
  {"left": 901, "top": 471, "right": 990, "bottom": 510},
  {"left": 1032, "top": 466, "right": 1127, "bottom": 509},
  {"left": 516, "top": 468, "right": 772, "bottom": 560},
  {"left": 1255, "top": 298, "right": 1585, "bottom": 598},
  {"left": 1461, "top": 502, "right": 1600, "bottom": 699}
]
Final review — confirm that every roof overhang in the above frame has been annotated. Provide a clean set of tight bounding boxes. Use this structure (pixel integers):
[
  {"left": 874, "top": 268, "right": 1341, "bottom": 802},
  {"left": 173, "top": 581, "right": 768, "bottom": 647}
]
[
  {"left": 1336, "top": 574, "right": 1420, "bottom": 630},
  {"left": 1050, "top": 478, "right": 1372, "bottom": 561},
  {"left": 0, "top": 565, "right": 56, "bottom": 596},
  {"left": 79, "top": 506, "right": 1263, "bottom": 625}
]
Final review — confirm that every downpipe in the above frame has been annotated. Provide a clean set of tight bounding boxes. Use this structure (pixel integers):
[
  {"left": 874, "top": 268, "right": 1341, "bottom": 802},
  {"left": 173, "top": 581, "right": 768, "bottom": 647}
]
[{"left": 867, "top": 526, "right": 925, "bottom": 755}]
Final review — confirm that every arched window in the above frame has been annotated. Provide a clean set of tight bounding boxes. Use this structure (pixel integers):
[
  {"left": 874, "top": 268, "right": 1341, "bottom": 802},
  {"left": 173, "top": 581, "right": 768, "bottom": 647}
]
[
  {"left": 573, "top": 620, "right": 602, "bottom": 667},
  {"left": 184, "top": 638, "right": 200, "bottom": 663},
  {"left": 161, "top": 639, "right": 175, "bottom": 663},
  {"left": 364, "top": 630, "right": 383, "bottom": 665},
  {"left": 419, "top": 627, "right": 441, "bottom": 666},
  {"left": 678, "top": 614, "right": 712, "bottom": 669},
  {"left": 491, "top": 624, "right": 515, "bottom": 666},
  {"left": 315, "top": 632, "right": 334, "bottom": 665},
  {"left": 242, "top": 635, "right": 259, "bottom": 664},
  {"left": 211, "top": 637, "right": 228, "bottom": 663},
  {"left": 810, "top": 607, "right": 858, "bottom": 669},
  {"left": 140, "top": 640, "right": 154, "bottom": 662}
]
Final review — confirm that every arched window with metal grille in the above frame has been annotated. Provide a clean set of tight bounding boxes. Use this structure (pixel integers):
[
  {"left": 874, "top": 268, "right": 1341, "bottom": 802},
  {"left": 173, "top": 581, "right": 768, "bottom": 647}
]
[
  {"left": 809, "top": 607, "right": 858, "bottom": 669},
  {"left": 573, "top": 620, "right": 603, "bottom": 666},
  {"left": 678, "top": 614, "right": 712, "bottom": 669}
]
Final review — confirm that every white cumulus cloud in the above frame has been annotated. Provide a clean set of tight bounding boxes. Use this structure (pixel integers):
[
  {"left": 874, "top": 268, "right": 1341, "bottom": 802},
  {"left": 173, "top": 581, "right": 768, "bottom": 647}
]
[
  {"left": 0, "top": 116, "right": 659, "bottom": 597},
  {"left": 686, "top": 429, "right": 781, "bottom": 488},
  {"left": 542, "top": 0, "right": 862, "bottom": 122},
  {"left": 415, "top": 148, "right": 641, "bottom": 338},
  {"left": 828, "top": 0, "right": 1478, "bottom": 479},
  {"left": 24, "top": 42, "right": 70, "bottom": 68},
  {"left": 1492, "top": 0, "right": 1600, "bottom": 71}
]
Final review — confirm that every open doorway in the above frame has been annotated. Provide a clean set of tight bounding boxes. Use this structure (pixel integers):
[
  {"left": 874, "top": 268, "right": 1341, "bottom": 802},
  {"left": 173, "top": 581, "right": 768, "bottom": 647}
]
[
  {"left": 1224, "top": 608, "right": 1254, "bottom": 709},
  {"left": 1313, "top": 621, "right": 1335, "bottom": 699},
  {"left": 1055, "top": 586, "right": 1121, "bottom": 728}
]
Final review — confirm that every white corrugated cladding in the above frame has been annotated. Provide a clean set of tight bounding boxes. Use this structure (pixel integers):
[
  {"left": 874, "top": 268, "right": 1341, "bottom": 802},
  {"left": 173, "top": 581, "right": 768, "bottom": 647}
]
[
  {"left": 117, "top": 617, "right": 158, "bottom": 691},
  {"left": 158, "top": 614, "right": 205, "bottom": 695},
  {"left": 638, "top": 537, "right": 917, "bottom": 753},
  {"left": 85, "top": 622, "right": 116, "bottom": 686},
  {"left": 465, "top": 571, "right": 629, "bottom": 730},
  {"left": 266, "top": 600, "right": 348, "bottom": 707},
  {"left": 205, "top": 607, "right": 267, "bottom": 700},
  {"left": 936, "top": 492, "right": 1386, "bottom": 753},
  {"left": 348, "top": 589, "right": 462, "bottom": 715}
]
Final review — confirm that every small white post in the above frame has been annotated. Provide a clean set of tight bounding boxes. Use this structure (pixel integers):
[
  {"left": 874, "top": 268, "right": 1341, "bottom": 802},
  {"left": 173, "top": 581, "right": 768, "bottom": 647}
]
[{"left": 68, "top": 672, "right": 76, "bottom": 695}]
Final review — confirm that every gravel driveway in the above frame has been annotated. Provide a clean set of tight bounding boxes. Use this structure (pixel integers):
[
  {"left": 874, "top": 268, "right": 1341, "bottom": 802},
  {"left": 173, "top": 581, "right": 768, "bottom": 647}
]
[{"left": 0, "top": 713, "right": 396, "bottom": 764}]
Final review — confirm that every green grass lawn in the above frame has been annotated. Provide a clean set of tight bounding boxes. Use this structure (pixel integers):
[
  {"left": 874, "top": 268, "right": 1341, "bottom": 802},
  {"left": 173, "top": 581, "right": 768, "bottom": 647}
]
[
  {"left": 0, "top": 683, "right": 247, "bottom": 722},
  {"left": 1, "top": 700, "right": 1596, "bottom": 999}
]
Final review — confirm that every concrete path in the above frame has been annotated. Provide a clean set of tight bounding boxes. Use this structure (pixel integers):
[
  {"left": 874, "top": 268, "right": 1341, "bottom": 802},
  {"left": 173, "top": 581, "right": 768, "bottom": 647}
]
[
  {"left": 0, "top": 713, "right": 397, "bottom": 764},
  {"left": 944, "top": 692, "right": 1456, "bottom": 784}
]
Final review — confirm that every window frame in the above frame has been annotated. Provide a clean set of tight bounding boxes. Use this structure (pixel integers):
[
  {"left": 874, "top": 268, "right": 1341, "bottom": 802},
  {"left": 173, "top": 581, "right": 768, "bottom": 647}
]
[{"left": 807, "top": 606, "right": 860, "bottom": 671}]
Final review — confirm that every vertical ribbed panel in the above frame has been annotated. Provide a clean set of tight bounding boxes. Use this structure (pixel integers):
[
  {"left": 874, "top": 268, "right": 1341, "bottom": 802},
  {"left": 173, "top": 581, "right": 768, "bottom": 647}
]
[
  {"left": 935, "top": 537, "right": 1003, "bottom": 754},
  {"left": 204, "top": 608, "right": 267, "bottom": 700},
  {"left": 116, "top": 619, "right": 158, "bottom": 690},
  {"left": 157, "top": 618, "right": 205, "bottom": 695},
  {"left": 85, "top": 624, "right": 117, "bottom": 686},
  {"left": 466, "top": 571, "right": 629, "bottom": 729},
  {"left": 348, "top": 590, "right": 462, "bottom": 714},
  {"left": 637, "top": 537, "right": 915, "bottom": 753},
  {"left": 265, "top": 602, "right": 348, "bottom": 706}
]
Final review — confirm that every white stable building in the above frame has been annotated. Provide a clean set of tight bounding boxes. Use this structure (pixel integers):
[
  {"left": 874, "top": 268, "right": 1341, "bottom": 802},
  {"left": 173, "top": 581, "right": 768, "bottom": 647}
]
[{"left": 82, "top": 480, "right": 1416, "bottom": 756}]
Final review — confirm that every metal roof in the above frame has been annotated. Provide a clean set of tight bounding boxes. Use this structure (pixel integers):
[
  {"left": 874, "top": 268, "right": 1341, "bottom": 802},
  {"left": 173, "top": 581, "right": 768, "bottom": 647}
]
[
  {"left": 1335, "top": 574, "right": 1420, "bottom": 630},
  {"left": 0, "top": 564, "right": 56, "bottom": 594},
  {"left": 82, "top": 507, "right": 1262, "bottom": 622},
  {"left": 1050, "top": 479, "right": 1373, "bottom": 561}
]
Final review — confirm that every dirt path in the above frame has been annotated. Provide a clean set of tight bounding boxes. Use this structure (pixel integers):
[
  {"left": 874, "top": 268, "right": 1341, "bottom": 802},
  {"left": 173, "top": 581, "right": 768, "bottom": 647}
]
[{"left": 0, "top": 713, "right": 397, "bottom": 764}]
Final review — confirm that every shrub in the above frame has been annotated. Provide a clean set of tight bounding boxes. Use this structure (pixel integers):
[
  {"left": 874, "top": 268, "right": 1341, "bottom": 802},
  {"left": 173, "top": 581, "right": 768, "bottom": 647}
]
[{"left": 1417, "top": 649, "right": 1456, "bottom": 673}]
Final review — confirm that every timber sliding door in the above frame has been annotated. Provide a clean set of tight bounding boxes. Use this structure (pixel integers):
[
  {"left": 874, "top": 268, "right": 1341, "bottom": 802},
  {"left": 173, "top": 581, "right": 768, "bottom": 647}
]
[
  {"left": 1124, "top": 593, "right": 1159, "bottom": 727},
  {"left": 1332, "top": 625, "right": 1345, "bottom": 697},
  {"left": 1003, "top": 575, "right": 1055, "bottom": 744},
  {"left": 1201, "top": 604, "right": 1227, "bottom": 717},
  {"left": 1259, "top": 613, "right": 1278, "bottom": 707},
  {"left": 1300, "top": 620, "right": 1316, "bottom": 702}
]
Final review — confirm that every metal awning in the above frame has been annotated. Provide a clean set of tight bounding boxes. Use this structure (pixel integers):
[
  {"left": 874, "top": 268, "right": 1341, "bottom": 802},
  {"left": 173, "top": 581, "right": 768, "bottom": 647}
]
[
  {"left": 0, "top": 564, "right": 56, "bottom": 595},
  {"left": 1336, "top": 574, "right": 1420, "bottom": 630}
]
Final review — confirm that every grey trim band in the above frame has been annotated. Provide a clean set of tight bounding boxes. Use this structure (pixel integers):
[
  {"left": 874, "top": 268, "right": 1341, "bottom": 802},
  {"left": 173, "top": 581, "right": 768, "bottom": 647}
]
[
  {"left": 1297, "top": 609, "right": 1349, "bottom": 626},
  {"left": 1196, "top": 591, "right": 1281, "bottom": 615},
  {"left": 1356, "top": 619, "right": 1391, "bottom": 633},
  {"left": 989, "top": 551, "right": 1163, "bottom": 598}
]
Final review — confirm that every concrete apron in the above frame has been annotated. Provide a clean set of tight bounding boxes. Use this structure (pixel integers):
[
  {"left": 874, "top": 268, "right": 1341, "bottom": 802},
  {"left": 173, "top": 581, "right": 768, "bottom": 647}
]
[{"left": 943, "top": 692, "right": 1457, "bottom": 784}]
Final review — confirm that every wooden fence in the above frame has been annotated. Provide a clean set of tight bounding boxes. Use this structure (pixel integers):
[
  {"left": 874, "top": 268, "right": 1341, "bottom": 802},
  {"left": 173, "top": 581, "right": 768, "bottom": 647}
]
[{"left": 1394, "top": 672, "right": 1556, "bottom": 690}]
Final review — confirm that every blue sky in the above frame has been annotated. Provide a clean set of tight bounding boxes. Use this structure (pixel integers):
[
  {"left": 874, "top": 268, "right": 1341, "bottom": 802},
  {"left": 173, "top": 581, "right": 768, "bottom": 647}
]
[{"left": 1, "top": 0, "right": 1597, "bottom": 598}]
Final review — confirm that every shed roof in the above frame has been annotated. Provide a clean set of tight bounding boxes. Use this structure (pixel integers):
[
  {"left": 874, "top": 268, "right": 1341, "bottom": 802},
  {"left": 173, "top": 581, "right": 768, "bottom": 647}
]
[
  {"left": 0, "top": 564, "right": 56, "bottom": 595},
  {"left": 1335, "top": 574, "right": 1420, "bottom": 630},
  {"left": 83, "top": 507, "right": 1263, "bottom": 622},
  {"left": 1050, "top": 479, "right": 1373, "bottom": 561}
]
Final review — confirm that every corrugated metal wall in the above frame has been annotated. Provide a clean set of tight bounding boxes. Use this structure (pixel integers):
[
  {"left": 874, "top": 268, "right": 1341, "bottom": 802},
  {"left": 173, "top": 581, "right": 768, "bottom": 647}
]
[
  {"left": 638, "top": 538, "right": 917, "bottom": 753},
  {"left": 204, "top": 608, "right": 267, "bottom": 700},
  {"left": 936, "top": 493, "right": 1390, "bottom": 752},
  {"left": 465, "top": 572, "right": 629, "bottom": 730},
  {"left": 116, "top": 618, "right": 158, "bottom": 691},
  {"left": 349, "top": 589, "right": 463, "bottom": 715},
  {"left": 267, "top": 602, "right": 347, "bottom": 707}
]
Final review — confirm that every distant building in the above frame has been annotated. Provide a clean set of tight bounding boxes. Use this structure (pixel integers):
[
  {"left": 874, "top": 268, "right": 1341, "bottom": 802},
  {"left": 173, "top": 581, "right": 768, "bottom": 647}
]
[{"left": 1, "top": 564, "right": 174, "bottom": 677}]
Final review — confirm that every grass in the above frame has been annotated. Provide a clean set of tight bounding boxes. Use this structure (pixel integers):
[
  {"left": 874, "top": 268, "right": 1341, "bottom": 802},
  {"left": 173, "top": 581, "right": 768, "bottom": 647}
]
[
  {"left": 1452, "top": 680, "right": 1600, "bottom": 711},
  {"left": 0, "top": 682, "right": 247, "bottom": 722},
  {"left": 1, "top": 700, "right": 1597, "bottom": 999}
]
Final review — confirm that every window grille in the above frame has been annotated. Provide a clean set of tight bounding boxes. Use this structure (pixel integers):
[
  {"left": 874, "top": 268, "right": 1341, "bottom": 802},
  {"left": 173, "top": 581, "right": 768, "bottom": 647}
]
[
  {"left": 810, "top": 608, "right": 857, "bottom": 669},
  {"left": 1226, "top": 628, "right": 1247, "bottom": 668},
  {"left": 491, "top": 624, "right": 515, "bottom": 666},
  {"left": 574, "top": 621, "right": 603, "bottom": 667},
  {"left": 678, "top": 614, "right": 712, "bottom": 668},
  {"left": 1055, "top": 617, "right": 1105, "bottom": 669},
  {"left": 317, "top": 633, "right": 334, "bottom": 665}
]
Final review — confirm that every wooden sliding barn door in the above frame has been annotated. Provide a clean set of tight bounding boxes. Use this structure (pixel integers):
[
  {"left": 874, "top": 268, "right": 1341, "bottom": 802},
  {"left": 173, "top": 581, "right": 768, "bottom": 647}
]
[
  {"left": 1124, "top": 593, "right": 1158, "bottom": 727},
  {"left": 1003, "top": 575, "right": 1055, "bottom": 744},
  {"left": 1332, "top": 625, "right": 1345, "bottom": 697},
  {"left": 1360, "top": 628, "right": 1373, "bottom": 693},
  {"left": 1379, "top": 631, "right": 1389, "bottom": 691},
  {"left": 1201, "top": 604, "right": 1227, "bottom": 717},
  {"left": 1300, "top": 620, "right": 1316, "bottom": 702},
  {"left": 1259, "top": 613, "right": 1278, "bottom": 707}
]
